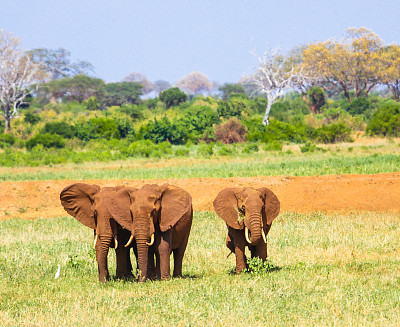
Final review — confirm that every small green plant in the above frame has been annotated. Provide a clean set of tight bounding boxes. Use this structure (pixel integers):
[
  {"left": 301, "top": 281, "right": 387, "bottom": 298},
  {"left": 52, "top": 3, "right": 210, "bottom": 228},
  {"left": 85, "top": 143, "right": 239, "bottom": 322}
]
[
  {"left": 66, "top": 254, "right": 82, "bottom": 269},
  {"left": 263, "top": 141, "right": 283, "bottom": 151},
  {"left": 241, "top": 143, "right": 259, "bottom": 154},
  {"left": 245, "top": 257, "right": 274, "bottom": 275}
]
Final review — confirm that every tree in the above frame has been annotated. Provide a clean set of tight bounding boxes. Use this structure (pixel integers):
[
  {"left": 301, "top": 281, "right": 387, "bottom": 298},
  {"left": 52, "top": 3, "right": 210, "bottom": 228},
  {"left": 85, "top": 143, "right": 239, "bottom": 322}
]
[
  {"left": 175, "top": 71, "right": 213, "bottom": 95},
  {"left": 123, "top": 72, "right": 154, "bottom": 95},
  {"left": 302, "top": 27, "right": 384, "bottom": 102},
  {"left": 219, "top": 83, "right": 246, "bottom": 100},
  {"left": 245, "top": 48, "right": 294, "bottom": 125},
  {"left": 29, "top": 47, "right": 95, "bottom": 80},
  {"left": 153, "top": 80, "right": 171, "bottom": 94},
  {"left": 159, "top": 87, "right": 187, "bottom": 108},
  {"left": 103, "top": 82, "right": 143, "bottom": 107},
  {"left": 0, "top": 30, "right": 45, "bottom": 133},
  {"left": 43, "top": 74, "right": 105, "bottom": 103},
  {"left": 308, "top": 86, "right": 326, "bottom": 114},
  {"left": 379, "top": 45, "right": 400, "bottom": 101}
]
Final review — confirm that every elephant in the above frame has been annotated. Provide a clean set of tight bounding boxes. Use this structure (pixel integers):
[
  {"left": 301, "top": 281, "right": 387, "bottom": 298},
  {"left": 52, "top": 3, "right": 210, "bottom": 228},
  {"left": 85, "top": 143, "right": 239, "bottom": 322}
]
[
  {"left": 60, "top": 183, "right": 136, "bottom": 282},
  {"left": 109, "top": 183, "right": 193, "bottom": 282},
  {"left": 213, "top": 187, "right": 280, "bottom": 274}
]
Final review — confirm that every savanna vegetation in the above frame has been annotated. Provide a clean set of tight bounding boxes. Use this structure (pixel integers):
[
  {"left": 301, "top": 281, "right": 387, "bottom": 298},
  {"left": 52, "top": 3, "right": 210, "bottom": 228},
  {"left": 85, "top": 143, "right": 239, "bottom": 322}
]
[
  {"left": 1, "top": 26, "right": 400, "bottom": 327},
  {"left": 1, "top": 211, "right": 399, "bottom": 326},
  {"left": 1, "top": 27, "right": 400, "bottom": 169}
]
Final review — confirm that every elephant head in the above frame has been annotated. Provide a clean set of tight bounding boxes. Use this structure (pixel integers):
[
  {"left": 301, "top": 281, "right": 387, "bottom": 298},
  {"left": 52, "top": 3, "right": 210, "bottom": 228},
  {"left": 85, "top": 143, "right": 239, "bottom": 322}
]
[
  {"left": 110, "top": 183, "right": 192, "bottom": 281},
  {"left": 60, "top": 183, "right": 126, "bottom": 281},
  {"left": 213, "top": 187, "right": 280, "bottom": 244}
]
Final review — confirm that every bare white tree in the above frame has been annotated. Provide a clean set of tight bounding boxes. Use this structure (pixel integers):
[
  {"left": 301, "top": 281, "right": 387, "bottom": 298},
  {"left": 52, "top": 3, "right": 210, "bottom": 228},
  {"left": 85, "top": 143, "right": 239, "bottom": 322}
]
[
  {"left": 245, "top": 48, "right": 294, "bottom": 125},
  {"left": 0, "top": 30, "right": 45, "bottom": 133}
]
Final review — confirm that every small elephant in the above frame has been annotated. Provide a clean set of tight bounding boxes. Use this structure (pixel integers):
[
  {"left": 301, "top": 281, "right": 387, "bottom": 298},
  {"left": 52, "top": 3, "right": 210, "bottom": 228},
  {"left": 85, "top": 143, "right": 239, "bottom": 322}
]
[
  {"left": 213, "top": 187, "right": 280, "bottom": 274},
  {"left": 60, "top": 183, "right": 136, "bottom": 282},
  {"left": 110, "top": 184, "right": 193, "bottom": 282}
]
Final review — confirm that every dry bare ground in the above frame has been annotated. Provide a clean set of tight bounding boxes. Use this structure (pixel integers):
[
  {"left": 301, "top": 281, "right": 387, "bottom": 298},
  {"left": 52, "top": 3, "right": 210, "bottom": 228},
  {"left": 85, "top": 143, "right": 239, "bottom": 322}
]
[{"left": 1, "top": 172, "right": 400, "bottom": 220}]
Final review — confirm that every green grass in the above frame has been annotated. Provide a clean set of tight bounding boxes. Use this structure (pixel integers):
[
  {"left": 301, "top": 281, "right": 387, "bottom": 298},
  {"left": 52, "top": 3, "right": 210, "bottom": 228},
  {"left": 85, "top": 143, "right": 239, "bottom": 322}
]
[
  {"left": 1, "top": 212, "right": 399, "bottom": 326},
  {"left": 1, "top": 151, "right": 400, "bottom": 182}
]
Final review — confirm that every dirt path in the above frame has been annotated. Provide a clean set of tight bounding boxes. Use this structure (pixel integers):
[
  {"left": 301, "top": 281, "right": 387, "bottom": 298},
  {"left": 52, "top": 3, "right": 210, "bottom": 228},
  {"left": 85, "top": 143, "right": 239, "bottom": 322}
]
[{"left": 1, "top": 172, "right": 400, "bottom": 220}]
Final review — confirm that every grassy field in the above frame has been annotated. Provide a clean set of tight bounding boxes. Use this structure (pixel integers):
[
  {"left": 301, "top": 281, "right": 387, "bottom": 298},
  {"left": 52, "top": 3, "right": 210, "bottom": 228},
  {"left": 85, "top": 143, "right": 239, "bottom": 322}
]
[
  {"left": 1, "top": 140, "right": 400, "bottom": 181},
  {"left": 1, "top": 211, "right": 399, "bottom": 326}
]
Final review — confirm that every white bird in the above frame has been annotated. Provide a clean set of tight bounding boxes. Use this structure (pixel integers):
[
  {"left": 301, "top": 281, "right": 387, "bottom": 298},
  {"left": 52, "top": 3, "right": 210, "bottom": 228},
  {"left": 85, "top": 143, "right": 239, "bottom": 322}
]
[{"left": 54, "top": 264, "right": 61, "bottom": 279}]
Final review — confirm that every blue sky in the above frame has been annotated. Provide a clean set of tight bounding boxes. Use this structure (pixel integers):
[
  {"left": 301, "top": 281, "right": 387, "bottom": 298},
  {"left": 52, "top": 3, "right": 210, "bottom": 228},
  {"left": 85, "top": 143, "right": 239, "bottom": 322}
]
[{"left": 1, "top": 0, "right": 399, "bottom": 84}]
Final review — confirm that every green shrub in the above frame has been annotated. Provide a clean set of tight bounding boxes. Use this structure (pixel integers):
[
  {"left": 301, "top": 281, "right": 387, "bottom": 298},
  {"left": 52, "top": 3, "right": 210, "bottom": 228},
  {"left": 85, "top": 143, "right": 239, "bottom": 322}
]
[
  {"left": 181, "top": 106, "right": 219, "bottom": 141},
  {"left": 260, "top": 119, "right": 313, "bottom": 144},
  {"left": 159, "top": 87, "right": 187, "bottom": 108},
  {"left": 216, "top": 144, "right": 236, "bottom": 156},
  {"left": 26, "top": 133, "right": 66, "bottom": 149},
  {"left": 23, "top": 111, "right": 42, "bottom": 125},
  {"left": 313, "top": 123, "right": 353, "bottom": 143},
  {"left": 0, "top": 134, "right": 16, "bottom": 148},
  {"left": 241, "top": 143, "right": 259, "bottom": 154},
  {"left": 262, "top": 141, "right": 283, "bottom": 151},
  {"left": 366, "top": 100, "right": 400, "bottom": 137},
  {"left": 42, "top": 121, "right": 76, "bottom": 138},
  {"left": 141, "top": 117, "right": 187, "bottom": 145},
  {"left": 300, "top": 141, "right": 325, "bottom": 153},
  {"left": 75, "top": 117, "right": 120, "bottom": 141},
  {"left": 197, "top": 142, "right": 214, "bottom": 156},
  {"left": 174, "top": 148, "right": 190, "bottom": 157}
]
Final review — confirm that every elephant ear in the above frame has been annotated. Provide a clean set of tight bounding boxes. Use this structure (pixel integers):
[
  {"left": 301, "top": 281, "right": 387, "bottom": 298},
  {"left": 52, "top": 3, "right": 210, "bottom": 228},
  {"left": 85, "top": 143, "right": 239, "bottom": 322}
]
[
  {"left": 258, "top": 187, "right": 280, "bottom": 225},
  {"left": 60, "top": 183, "right": 100, "bottom": 229},
  {"left": 159, "top": 184, "right": 192, "bottom": 232},
  {"left": 213, "top": 188, "right": 243, "bottom": 229},
  {"left": 109, "top": 187, "right": 137, "bottom": 232}
]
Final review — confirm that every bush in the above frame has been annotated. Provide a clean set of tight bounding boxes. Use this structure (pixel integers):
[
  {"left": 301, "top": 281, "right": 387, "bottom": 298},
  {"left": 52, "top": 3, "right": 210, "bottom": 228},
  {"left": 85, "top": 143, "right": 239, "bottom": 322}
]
[
  {"left": 174, "top": 148, "right": 190, "bottom": 156},
  {"left": 217, "top": 97, "right": 250, "bottom": 119},
  {"left": 75, "top": 117, "right": 120, "bottom": 141},
  {"left": 0, "top": 134, "right": 16, "bottom": 148},
  {"left": 141, "top": 117, "right": 187, "bottom": 145},
  {"left": 217, "top": 144, "right": 236, "bottom": 156},
  {"left": 241, "top": 143, "right": 259, "bottom": 154},
  {"left": 313, "top": 123, "right": 353, "bottom": 143},
  {"left": 300, "top": 141, "right": 325, "bottom": 153},
  {"left": 257, "top": 119, "right": 313, "bottom": 144},
  {"left": 366, "top": 100, "right": 400, "bottom": 137},
  {"left": 181, "top": 106, "right": 219, "bottom": 141},
  {"left": 214, "top": 118, "right": 247, "bottom": 144},
  {"left": 26, "top": 133, "right": 66, "bottom": 149},
  {"left": 262, "top": 141, "right": 283, "bottom": 152},
  {"left": 42, "top": 121, "right": 76, "bottom": 138},
  {"left": 159, "top": 87, "right": 187, "bottom": 109},
  {"left": 23, "top": 111, "right": 41, "bottom": 125},
  {"left": 197, "top": 142, "right": 214, "bottom": 156}
]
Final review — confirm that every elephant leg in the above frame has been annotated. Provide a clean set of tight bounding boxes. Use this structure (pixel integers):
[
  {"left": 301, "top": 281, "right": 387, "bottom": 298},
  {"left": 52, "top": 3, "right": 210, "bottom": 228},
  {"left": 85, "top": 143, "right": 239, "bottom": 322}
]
[
  {"left": 147, "top": 245, "right": 156, "bottom": 280},
  {"left": 158, "top": 230, "right": 171, "bottom": 280},
  {"left": 95, "top": 234, "right": 113, "bottom": 282},
  {"left": 231, "top": 228, "right": 247, "bottom": 274},
  {"left": 249, "top": 245, "right": 257, "bottom": 258},
  {"left": 256, "top": 241, "right": 268, "bottom": 261},
  {"left": 226, "top": 232, "right": 235, "bottom": 253},
  {"left": 115, "top": 245, "right": 133, "bottom": 279},
  {"left": 172, "top": 230, "right": 190, "bottom": 278}
]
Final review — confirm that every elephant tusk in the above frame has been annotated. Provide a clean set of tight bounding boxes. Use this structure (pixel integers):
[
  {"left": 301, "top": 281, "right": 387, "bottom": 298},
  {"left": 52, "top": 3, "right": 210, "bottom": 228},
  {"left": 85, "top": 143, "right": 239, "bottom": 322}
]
[
  {"left": 125, "top": 234, "right": 134, "bottom": 248},
  {"left": 93, "top": 234, "right": 98, "bottom": 248},
  {"left": 114, "top": 237, "right": 118, "bottom": 249},
  {"left": 146, "top": 233, "right": 155, "bottom": 246},
  {"left": 262, "top": 228, "right": 267, "bottom": 244},
  {"left": 245, "top": 227, "right": 252, "bottom": 244}
]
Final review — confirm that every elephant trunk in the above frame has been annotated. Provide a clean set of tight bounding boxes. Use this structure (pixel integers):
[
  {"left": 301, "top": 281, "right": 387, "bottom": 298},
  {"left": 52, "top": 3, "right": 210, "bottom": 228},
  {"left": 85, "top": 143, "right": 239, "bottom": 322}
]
[
  {"left": 246, "top": 211, "right": 262, "bottom": 244},
  {"left": 96, "top": 234, "right": 113, "bottom": 282},
  {"left": 136, "top": 237, "right": 149, "bottom": 282}
]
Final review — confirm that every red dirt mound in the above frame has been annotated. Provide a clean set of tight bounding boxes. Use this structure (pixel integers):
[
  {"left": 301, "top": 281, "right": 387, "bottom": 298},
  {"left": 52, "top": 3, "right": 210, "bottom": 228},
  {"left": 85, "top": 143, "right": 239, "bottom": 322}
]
[{"left": 1, "top": 172, "right": 400, "bottom": 220}]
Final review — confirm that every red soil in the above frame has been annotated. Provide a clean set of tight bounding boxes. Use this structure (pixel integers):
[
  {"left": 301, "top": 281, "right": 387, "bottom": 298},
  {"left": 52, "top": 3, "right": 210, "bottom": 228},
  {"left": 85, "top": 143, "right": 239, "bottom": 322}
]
[{"left": 1, "top": 172, "right": 400, "bottom": 220}]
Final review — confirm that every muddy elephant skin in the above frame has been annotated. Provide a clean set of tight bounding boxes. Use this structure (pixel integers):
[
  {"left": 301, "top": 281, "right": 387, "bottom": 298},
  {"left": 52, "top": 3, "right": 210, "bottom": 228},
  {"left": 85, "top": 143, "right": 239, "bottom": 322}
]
[
  {"left": 213, "top": 187, "right": 280, "bottom": 274},
  {"left": 60, "top": 183, "right": 135, "bottom": 282},
  {"left": 110, "top": 183, "right": 193, "bottom": 282}
]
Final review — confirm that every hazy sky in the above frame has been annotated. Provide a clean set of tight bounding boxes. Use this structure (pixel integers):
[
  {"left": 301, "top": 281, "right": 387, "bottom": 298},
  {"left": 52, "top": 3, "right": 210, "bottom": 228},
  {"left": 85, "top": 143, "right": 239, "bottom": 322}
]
[{"left": 1, "top": 0, "right": 399, "bottom": 84}]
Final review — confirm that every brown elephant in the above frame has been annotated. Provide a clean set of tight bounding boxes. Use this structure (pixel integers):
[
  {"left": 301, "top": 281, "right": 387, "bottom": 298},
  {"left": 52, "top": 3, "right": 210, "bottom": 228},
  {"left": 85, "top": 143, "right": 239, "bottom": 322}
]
[
  {"left": 213, "top": 187, "right": 280, "bottom": 274},
  {"left": 60, "top": 183, "right": 136, "bottom": 282},
  {"left": 109, "top": 183, "right": 193, "bottom": 282}
]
